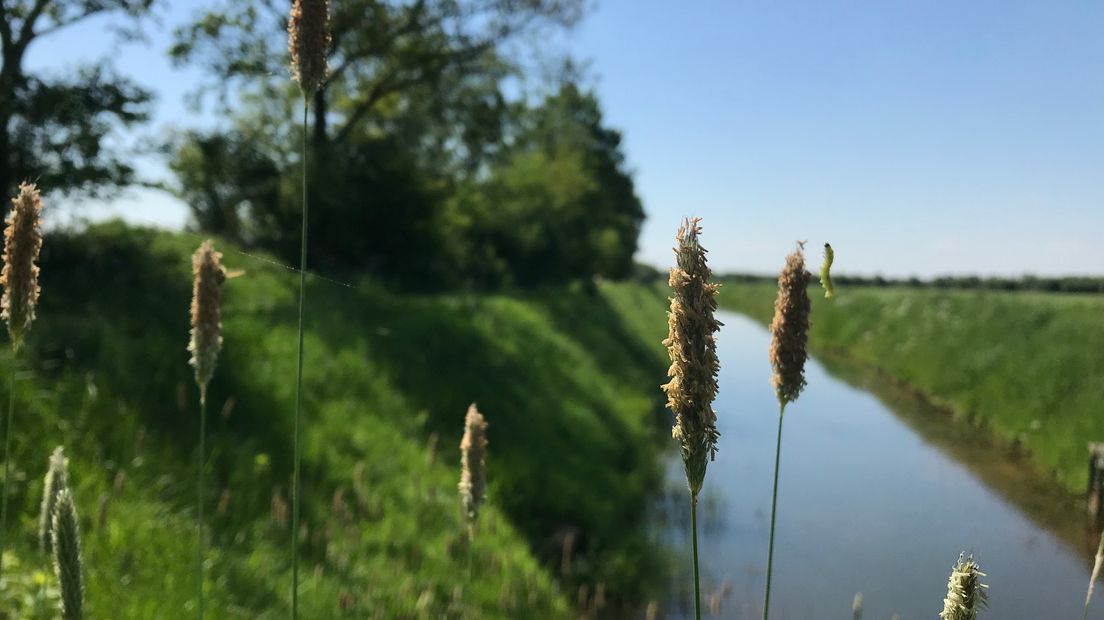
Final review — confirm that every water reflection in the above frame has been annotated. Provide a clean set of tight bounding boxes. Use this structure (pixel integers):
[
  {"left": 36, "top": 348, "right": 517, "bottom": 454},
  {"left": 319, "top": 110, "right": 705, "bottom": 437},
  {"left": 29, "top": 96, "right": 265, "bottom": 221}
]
[{"left": 652, "top": 311, "right": 1100, "bottom": 619}]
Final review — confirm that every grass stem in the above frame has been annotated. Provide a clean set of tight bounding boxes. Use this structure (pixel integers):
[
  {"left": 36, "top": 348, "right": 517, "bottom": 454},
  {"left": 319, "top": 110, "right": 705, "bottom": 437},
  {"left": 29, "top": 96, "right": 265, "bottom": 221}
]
[
  {"left": 291, "top": 97, "right": 310, "bottom": 620},
  {"left": 1084, "top": 528, "right": 1104, "bottom": 620},
  {"left": 691, "top": 496, "right": 702, "bottom": 620},
  {"left": 763, "top": 404, "right": 786, "bottom": 620},
  {"left": 196, "top": 391, "right": 207, "bottom": 620},
  {"left": 0, "top": 357, "right": 15, "bottom": 582}
]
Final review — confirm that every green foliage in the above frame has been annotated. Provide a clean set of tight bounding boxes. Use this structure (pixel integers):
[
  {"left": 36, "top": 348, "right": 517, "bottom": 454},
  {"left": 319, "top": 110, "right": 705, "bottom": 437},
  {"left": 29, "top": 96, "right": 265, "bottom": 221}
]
[
  {"left": 169, "top": 80, "right": 643, "bottom": 290},
  {"left": 167, "top": 0, "right": 640, "bottom": 289},
  {"left": 0, "top": 1, "right": 156, "bottom": 198},
  {"left": 720, "top": 282, "right": 1104, "bottom": 493},
  {"left": 0, "top": 223, "right": 670, "bottom": 616},
  {"left": 450, "top": 83, "right": 645, "bottom": 287}
]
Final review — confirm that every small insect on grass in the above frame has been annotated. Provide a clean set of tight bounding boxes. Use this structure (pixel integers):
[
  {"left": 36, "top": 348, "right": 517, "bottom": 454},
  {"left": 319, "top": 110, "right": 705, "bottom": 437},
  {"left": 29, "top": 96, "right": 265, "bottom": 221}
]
[{"left": 820, "top": 243, "right": 835, "bottom": 299}]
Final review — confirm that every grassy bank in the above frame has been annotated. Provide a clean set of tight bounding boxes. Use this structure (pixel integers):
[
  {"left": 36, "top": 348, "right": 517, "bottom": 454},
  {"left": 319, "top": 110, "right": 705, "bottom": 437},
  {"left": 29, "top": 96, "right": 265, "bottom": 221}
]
[
  {"left": 719, "top": 281, "right": 1104, "bottom": 495},
  {"left": 0, "top": 222, "right": 671, "bottom": 618}
]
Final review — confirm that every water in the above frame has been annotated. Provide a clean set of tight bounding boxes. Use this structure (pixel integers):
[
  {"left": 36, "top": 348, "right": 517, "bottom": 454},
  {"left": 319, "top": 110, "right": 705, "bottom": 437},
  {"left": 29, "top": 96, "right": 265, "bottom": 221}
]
[{"left": 652, "top": 311, "right": 1100, "bottom": 619}]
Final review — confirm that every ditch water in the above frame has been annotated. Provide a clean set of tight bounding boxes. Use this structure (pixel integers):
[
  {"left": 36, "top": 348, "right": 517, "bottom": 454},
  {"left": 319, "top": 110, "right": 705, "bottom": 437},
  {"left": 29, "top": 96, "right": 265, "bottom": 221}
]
[{"left": 650, "top": 310, "right": 1101, "bottom": 619}]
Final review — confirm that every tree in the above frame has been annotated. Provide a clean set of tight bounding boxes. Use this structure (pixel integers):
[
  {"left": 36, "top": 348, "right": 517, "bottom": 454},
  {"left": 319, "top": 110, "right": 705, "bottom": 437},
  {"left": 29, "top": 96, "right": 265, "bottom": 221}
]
[
  {"left": 460, "top": 82, "right": 645, "bottom": 286},
  {"left": 168, "top": 0, "right": 585, "bottom": 284},
  {"left": 0, "top": 0, "right": 156, "bottom": 198},
  {"left": 170, "top": 0, "right": 582, "bottom": 150}
]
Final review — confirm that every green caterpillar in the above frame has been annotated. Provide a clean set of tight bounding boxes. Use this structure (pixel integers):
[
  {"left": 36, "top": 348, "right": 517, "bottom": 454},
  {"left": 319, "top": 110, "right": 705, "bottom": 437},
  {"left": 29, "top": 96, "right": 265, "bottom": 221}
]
[{"left": 820, "top": 243, "right": 835, "bottom": 298}]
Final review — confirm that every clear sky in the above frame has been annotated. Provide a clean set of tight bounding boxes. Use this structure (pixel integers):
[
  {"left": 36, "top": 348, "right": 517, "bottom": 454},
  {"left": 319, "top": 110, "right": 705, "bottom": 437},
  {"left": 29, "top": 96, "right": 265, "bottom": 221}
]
[{"left": 26, "top": 0, "right": 1104, "bottom": 277}]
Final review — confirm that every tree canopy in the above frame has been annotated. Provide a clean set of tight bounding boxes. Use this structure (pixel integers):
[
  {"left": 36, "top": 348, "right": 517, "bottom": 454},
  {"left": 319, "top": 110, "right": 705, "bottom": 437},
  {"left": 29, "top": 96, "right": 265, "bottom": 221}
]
[
  {"left": 0, "top": 0, "right": 156, "bottom": 198},
  {"left": 169, "top": 0, "right": 644, "bottom": 290}
]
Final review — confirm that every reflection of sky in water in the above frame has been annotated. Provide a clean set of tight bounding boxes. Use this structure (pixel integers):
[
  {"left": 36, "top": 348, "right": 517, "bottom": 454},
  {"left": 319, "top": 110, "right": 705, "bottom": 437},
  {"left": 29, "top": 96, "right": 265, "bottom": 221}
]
[{"left": 654, "top": 311, "right": 1099, "bottom": 619}]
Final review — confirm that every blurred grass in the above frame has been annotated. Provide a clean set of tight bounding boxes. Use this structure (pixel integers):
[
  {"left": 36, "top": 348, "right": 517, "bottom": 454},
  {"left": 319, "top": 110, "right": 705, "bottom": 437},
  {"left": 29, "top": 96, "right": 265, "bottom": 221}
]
[
  {"left": 0, "top": 221, "right": 672, "bottom": 618},
  {"left": 719, "top": 281, "right": 1104, "bottom": 494}
]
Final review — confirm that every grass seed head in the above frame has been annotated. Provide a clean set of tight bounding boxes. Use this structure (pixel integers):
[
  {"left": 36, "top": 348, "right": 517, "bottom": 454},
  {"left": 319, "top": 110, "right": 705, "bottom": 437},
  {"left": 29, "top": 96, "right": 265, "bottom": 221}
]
[
  {"left": 40, "top": 446, "right": 70, "bottom": 554},
  {"left": 458, "top": 403, "right": 488, "bottom": 524},
  {"left": 288, "top": 0, "right": 330, "bottom": 93},
  {"left": 51, "top": 488, "right": 84, "bottom": 620},
  {"left": 769, "top": 242, "right": 812, "bottom": 409},
  {"left": 2, "top": 182, "right": 43, "bottom": 350},
  {"left": 662, "top": 217, "right": 722, "bottom": 502},
  {"left": 1086, "top": 529, "right": 1104, "bottom": 611},
  {"left": 939, "top": 553, "right": 988, "bottom": 620},
  {"left": 188, "top": 240, "right": 226, "bottom": 399}
]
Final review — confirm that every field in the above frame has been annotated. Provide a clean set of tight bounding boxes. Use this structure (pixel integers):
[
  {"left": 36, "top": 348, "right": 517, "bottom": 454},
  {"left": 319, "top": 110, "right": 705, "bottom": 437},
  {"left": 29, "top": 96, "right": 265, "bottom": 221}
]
[
  {"left": 719, "top": 280, "right": 1104, "bottom": 494},
  {"left": 0, "top": 222, "right": 672, "bottom": 618}
]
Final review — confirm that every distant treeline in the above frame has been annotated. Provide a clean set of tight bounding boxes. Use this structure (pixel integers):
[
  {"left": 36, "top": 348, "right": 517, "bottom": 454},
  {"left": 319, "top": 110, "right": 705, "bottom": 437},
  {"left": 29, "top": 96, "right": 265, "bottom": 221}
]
[{"left": 716, "top": 272, "right": 1104, "bottom": 294}]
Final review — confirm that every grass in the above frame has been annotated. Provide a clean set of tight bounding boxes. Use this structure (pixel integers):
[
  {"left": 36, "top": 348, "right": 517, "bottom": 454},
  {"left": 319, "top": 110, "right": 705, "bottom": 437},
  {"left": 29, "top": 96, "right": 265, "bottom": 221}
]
[
  {"left": 718, "top": 280, "right": 1104, "bottom": 494},
  {"left": 0, "top": 221, "right": 672, "bottom": 617}
]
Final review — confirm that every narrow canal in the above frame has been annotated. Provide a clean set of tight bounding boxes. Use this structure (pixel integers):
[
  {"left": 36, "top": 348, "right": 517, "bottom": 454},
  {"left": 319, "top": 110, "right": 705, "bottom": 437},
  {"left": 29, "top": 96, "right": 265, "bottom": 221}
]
[{"left": 652, "top": 310, "right": 1100, "bottom": 619}]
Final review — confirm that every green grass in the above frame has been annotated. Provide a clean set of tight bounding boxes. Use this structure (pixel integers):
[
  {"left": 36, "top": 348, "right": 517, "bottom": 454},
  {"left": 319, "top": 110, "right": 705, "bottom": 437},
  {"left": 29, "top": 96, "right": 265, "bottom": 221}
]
[
  {"left": 719, "top": 281, "right": 1104, "bottom": 494},
  {"left": 0, "top": 222, "right": 672, "bottom": 617}
]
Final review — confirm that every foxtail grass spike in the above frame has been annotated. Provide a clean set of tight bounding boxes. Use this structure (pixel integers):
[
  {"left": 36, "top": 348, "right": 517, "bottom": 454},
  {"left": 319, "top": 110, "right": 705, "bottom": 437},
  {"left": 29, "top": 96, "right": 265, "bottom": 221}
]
[
  {"left": 0, "top": 181, "right": 43, "bottom": 584},
  {"left": 52, "top": 488, "right": 84, "bottom": 620},
  {"left": 188, "top": 240, "right": 224, "bottom": 620},
  {"left": 1084, "top": 529, "right": 1104, "bottom": 620},
  {"left": 662, "top": 217, "right": 722, "bottom": 502},
  {"left": 459, "top": 403, "right": 488, "bottom": 527},
  {"left": 769, "top": 242, "right": 812, "bottom": 409},
  {"left": 40, "top": 446, "right": 70, "bottom": 553},
  {"left": 820, "top": 243, "right": 835, "bottom": 298},
  {"left": 852, "top": 592, "right": 863, "bottom": 620},
  {"left": 763, "top": 241, "right": 812, "bottom": 620},
  {"left": 188, "top": 240, "right": 226, "bottom": 400},
  {"left": 2, "top": 182, "right": 43, "bottom": 351},
  {"left": 939, "top": 553, "right": 988, "bottom": 620},
  {"left": 288, "top": 0, "right": 330, "bottom": 94},
  {"left": 662, "top": 217, "right": 721, "bottom": 620}
]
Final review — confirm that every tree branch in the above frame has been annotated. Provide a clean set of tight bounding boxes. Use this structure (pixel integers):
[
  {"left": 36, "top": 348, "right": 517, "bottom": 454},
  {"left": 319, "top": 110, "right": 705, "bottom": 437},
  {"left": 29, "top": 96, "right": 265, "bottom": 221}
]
[
  {"left": 32, "top": 7, "right": 111, "bottom": 39},
  {"left": 333, "top": 39, "right": 495, "bottom": 143},
  {"left": 0, "top": 0, "right": 12, "bottom": 53},
  {"left": 15, "top": 0, "right": 51, "bottom": 51}
]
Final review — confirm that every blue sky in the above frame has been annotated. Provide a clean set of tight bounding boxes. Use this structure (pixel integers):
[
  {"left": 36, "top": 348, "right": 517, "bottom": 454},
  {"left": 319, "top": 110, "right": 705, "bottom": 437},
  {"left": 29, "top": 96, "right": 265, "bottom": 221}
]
[{"left": 26, "top": 1, "right": 1104, "bottom": 277}]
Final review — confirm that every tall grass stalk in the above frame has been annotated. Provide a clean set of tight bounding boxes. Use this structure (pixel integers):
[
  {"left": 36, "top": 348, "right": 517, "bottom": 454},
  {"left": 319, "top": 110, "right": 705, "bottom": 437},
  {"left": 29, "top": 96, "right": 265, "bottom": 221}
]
[
  {"left": 196, "top": 393, "right": 207, "bottom": 617},
  {"left": 0, "top": 361, "right": 14, "bottom": 580},
  {"left": 290, "top": 97, "right": 309, "bottom": 620},
  {"left": 662, "top": 218, "right": 721, "bottom": 620},
  {"left": 1084, "top": 529, "right": 1104, "bottom": 620},
  {"left": 763, "top": 243, "right": 811, "bottom": 620},
  {"left": 0, "top": 182, "right": 42, "bottom": 582},
  {"left": 39, "top": 446, "right": 69, "bottom": 554},
  {"left": 51, "top": 488, "right": 84, "bottom": 620},
  {"left": 188, "top": 240, "right": 226, "bottom": 620},
  {"left": 939, "top": 553, "right": 988, "bottom": 620},
  {"left": 288, "top": 0, "right": 328, "bottom": 613},
  {"left": 762, "top": 403, "right": 784, "bottom": 618},
  {"left": 459, "top": 403, "right": 488, "bottom": 533}
]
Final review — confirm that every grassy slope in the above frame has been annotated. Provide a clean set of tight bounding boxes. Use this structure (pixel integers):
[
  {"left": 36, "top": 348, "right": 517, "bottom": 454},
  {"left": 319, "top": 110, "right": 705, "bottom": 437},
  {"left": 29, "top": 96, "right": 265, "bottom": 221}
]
[
  {"left": 719, "top": 281, "right": 1104, "bottom": 494},
  {"left": 0, "top": 222, "right": 671, "bottom": 618}
]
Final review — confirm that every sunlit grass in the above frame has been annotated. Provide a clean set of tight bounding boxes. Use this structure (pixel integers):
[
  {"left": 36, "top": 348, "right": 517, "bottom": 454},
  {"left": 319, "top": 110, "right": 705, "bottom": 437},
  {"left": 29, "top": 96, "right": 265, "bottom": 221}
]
[{"left": 0, "top": 223, "right": 671, "bottom": 616}]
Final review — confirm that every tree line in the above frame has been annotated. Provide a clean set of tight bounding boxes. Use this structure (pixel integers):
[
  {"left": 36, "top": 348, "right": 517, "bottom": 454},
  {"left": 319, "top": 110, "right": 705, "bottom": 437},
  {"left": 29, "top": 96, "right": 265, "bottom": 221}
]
[
  {"left": 722, "top": 272, "right": 1104, "bottom": 294},
  {"left": 1, "top": 0, "right": 644, "bottom": 290}
]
